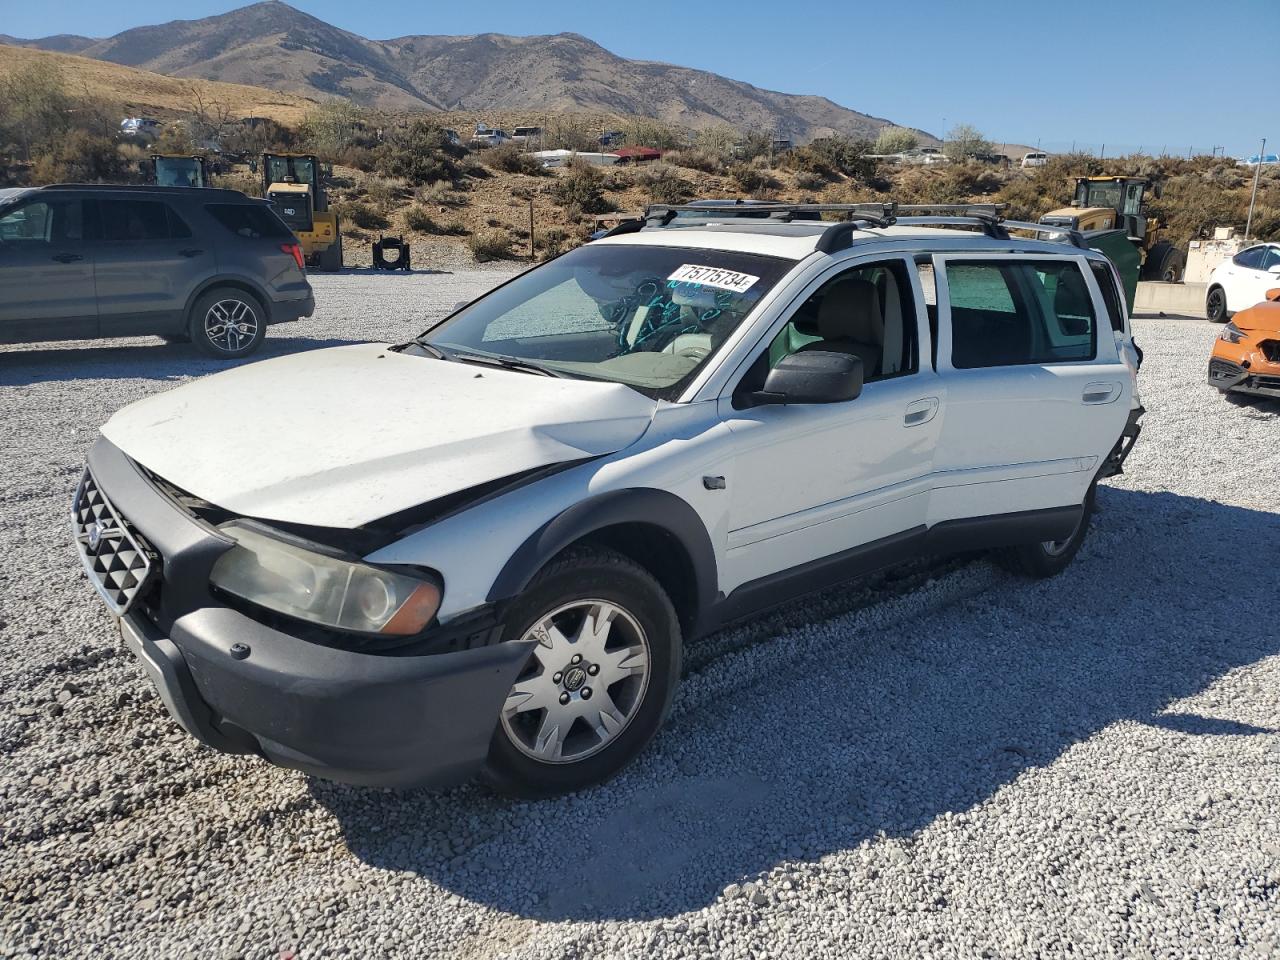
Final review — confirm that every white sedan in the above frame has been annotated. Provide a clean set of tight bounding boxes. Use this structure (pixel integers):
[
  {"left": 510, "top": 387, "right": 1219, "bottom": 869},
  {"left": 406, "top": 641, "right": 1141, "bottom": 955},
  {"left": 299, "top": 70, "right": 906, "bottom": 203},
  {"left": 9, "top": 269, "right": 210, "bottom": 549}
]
[{"left": 1206, "top": 243, "right": 1280, "bottom": 322}]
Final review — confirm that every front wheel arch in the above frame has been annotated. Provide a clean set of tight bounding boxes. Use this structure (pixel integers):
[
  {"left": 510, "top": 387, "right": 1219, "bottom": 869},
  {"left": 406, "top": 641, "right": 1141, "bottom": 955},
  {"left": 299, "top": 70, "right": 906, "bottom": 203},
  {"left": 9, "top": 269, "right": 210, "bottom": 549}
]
[{"left": 487, "top": 489, "right": 718, "bottom": 639}]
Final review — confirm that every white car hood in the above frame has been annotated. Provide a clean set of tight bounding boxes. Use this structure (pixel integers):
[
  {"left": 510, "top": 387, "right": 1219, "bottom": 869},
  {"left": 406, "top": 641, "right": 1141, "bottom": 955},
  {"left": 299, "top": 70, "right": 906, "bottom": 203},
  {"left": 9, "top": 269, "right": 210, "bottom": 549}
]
[{"left": 101, "top": 344, "right": 658, "bottom": 528}]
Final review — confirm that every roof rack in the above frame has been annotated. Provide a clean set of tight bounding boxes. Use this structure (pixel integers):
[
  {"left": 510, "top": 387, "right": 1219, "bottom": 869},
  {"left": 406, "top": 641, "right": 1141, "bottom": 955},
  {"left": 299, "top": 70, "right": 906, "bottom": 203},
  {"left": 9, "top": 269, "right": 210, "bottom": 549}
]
[{"left": 600, "top": 200, "right": 1088, "bottom": 251}]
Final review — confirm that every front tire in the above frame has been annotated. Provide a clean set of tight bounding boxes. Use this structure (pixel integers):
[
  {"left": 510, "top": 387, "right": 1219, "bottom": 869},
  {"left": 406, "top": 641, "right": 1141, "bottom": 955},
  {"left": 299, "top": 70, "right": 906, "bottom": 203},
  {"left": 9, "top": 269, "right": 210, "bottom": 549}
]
[
  {"left": 484, "top": 548, "right": 681, "bottom": 798},
  {"left": 189, "top": 287, "right": 266, "bottom": 359},
  {"left": 998, "top": 484, "right": 1096, "bottom": 579},
  {"left": 1206, "top": 285, "right": 1229, "bottom": 323}
]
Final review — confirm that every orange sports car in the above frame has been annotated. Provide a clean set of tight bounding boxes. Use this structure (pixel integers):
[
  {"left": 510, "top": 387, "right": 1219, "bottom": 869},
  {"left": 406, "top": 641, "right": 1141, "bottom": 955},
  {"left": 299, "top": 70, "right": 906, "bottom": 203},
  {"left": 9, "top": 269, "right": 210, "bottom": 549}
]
[{"left": 1208, "top": 290, "right": 1280, "bottom": 400}]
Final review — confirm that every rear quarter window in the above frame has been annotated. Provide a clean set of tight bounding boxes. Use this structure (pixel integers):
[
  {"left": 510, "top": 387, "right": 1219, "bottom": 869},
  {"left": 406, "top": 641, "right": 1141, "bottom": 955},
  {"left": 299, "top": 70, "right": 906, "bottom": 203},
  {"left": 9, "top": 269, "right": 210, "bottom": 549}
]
[{"left": 205, "top": 203, "right": 292, "bottom": 239}]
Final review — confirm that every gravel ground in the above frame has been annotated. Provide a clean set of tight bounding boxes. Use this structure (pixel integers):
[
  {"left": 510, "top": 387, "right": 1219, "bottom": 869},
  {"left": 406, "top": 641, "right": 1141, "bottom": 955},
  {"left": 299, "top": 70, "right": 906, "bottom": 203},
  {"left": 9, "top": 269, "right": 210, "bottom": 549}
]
[{"left": 2, "top": 275, "right": 1278, "bottom": 960}]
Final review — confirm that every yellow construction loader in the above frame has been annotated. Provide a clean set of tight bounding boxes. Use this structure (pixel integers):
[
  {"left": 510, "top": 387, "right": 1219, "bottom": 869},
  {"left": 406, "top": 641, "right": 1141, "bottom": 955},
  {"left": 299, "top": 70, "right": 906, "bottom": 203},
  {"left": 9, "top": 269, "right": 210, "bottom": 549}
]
[{"left": 261, "top": 153, "right": 342, "bottom": 271}]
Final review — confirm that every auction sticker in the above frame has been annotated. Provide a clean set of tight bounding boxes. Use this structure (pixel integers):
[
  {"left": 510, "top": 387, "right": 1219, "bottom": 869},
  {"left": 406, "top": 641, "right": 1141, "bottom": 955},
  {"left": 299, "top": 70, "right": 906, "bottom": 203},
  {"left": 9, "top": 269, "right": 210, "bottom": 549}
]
[{"left": 667, "top": 264, "right": 759, "bottom": 293}]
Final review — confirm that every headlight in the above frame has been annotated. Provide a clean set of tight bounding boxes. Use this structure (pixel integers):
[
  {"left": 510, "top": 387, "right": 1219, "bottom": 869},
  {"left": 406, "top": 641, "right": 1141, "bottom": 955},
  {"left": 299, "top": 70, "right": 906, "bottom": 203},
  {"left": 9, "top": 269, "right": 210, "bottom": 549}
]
[
  {"left": 210, "top": 522, "right": 441, "bottom": 636},
  {"left": 1220, "top": 321, "right": 1248, "bottom": 344}
]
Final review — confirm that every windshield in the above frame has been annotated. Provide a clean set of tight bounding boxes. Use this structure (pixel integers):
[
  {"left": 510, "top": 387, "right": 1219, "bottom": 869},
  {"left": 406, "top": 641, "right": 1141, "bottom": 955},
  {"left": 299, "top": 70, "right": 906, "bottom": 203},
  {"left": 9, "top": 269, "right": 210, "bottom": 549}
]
[{"left": 421, "top": 243, "right": 792, "bottom": 398}]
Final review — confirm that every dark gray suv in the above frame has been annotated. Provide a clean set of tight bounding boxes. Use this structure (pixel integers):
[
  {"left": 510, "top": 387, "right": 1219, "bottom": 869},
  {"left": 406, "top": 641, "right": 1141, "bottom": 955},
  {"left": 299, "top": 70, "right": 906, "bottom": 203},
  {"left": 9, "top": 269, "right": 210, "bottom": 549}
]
[{"left": 0, "top": 184, "right": 315, "bottom": 358}]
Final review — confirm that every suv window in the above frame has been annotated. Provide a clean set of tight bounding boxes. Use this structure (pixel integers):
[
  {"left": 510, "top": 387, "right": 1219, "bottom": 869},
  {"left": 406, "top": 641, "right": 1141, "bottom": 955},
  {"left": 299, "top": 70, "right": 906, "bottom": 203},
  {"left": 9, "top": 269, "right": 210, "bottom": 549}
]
[
  {"left": 1261, "top": 246, "right": 1280, "bottom": 271},
  {"left": 205, "top": 203, "right": 293, "bottom": 239},
  {"left": 764, "top": 259, "right": 918, "bottom": 380},
  {"left": 96, "top": 198, "right": 188, "bottom": 243},
  {"left": 947, "top": 260, "right": 1096, "bottom": 368},
  {"left": 1234, "top": 246, "right": 1265, "bottom": 269},
  {"left": 0, "top": 198, "right": 84, "bottom": 244}
]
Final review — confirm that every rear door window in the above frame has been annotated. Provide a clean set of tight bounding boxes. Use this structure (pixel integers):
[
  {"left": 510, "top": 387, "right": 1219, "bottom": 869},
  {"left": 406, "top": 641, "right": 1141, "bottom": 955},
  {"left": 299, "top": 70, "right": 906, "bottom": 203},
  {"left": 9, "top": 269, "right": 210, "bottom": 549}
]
[
  {"left": 96, "top": 199, "right": 181, "bottom": 243},
  {"left": 945, "top": 260, "right": 1096, "bottom": 368},
  {"left": 205, "top": 203, "right": 292, "bottom": 239}
]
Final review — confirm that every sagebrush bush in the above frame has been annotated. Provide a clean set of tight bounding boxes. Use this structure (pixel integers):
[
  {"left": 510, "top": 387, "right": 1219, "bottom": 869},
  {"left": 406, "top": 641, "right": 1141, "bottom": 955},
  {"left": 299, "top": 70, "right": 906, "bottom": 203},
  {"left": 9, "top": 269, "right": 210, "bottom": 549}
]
[
  {"left": 792, "top": 171, "right": 827, "bottom": 193},
  {"left": 486, "top": 144, "right": 546, "bottom": 176},
  {"left": 633, "top": 162, "right": 693, "bottom": 204},
  {"left": 468, "top": 228, "right": 515, "bottom": 261},
  {"left": 728, "top": 163, "right": 777, "bottom": 195},
  {"left": 550, "top": 161, "right": 613, "bottom": 216},
  {"left": 364, "top": 176, "right": 404, "bottom": 206},
  {"left": 375, "top": 120, "right": 462, "bottom": 186},
  {"left": 333, "top": 200, "right": 388, "bottom": 230},
  {"left": 665, "top": 148, "right": 726, "bottom": 175},
  {"left": 404, "top": 205, "right": 435, "bottom": 232},
  {"left": 31, "top": 131, "right": 133, "bottom": 184}
]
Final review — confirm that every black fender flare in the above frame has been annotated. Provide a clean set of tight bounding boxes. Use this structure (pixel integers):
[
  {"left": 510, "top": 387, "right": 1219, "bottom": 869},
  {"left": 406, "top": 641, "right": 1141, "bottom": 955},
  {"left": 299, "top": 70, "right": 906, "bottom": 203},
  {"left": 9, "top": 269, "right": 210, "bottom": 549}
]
[{"left": 486, "top": 488, "right": 719, "bottom": 633}]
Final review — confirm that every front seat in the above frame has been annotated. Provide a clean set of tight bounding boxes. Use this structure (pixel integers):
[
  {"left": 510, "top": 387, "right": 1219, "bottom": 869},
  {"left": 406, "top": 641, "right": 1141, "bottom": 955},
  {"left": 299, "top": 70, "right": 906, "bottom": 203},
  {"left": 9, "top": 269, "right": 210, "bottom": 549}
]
[{"left": 796, "top": 277, "right": 884, "bottom": 376}]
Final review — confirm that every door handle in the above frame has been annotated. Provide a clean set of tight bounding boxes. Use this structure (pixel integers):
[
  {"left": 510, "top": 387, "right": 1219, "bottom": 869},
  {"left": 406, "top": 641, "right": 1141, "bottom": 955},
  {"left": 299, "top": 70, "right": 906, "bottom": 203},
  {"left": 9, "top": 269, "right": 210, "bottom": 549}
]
[
  {"left": 51, "top": 253, "right": 83, "bottom": 263},
  {"left": 904, "top": 397, "right": 940, "bottom": 426},
  {"left": 179, "top": 248, "right": 204, "bottom": 258},
  {"left": 1082, "top": 381, "right": 1122, "bottom": 404}
]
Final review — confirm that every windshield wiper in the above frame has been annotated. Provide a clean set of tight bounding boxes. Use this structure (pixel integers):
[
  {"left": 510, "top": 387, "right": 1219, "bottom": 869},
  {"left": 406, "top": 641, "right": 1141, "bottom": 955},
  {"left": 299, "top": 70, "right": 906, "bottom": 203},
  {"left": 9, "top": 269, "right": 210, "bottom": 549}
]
[{"left": 448, "top": 352, "right": 566, "bottom": 378}]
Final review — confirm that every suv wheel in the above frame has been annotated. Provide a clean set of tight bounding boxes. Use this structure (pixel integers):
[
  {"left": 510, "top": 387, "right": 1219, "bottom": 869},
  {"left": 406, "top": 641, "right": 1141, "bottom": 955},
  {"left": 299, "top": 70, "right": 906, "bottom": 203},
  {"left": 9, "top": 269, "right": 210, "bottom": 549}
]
[
  {"left": 998, "top": 484, "right": 1096, "bottom": 579},
  {"left": 190, "top": 287, "right": 266, "bottom": 358},
  {"left": 484, "top": 548, "right": 681, "bottom": 798},
  {"left": 1206, "top": 286, "right": 1228, "bottom": 323}
]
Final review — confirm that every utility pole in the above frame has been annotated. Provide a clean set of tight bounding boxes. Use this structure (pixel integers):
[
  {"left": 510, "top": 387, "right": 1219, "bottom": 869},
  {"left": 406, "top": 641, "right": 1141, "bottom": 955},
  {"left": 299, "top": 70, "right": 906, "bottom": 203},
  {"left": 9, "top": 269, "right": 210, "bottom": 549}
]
[{"left": 1245, "top": 137, "right": 1266, "bottom": 241}]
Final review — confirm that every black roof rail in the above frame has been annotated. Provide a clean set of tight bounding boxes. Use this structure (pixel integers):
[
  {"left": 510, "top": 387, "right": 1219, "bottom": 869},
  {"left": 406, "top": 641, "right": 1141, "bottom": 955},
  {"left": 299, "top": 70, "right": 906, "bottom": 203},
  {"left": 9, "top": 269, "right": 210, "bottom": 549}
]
[{"left": 39, "top": 183, "right": 251, "bottom": 199}]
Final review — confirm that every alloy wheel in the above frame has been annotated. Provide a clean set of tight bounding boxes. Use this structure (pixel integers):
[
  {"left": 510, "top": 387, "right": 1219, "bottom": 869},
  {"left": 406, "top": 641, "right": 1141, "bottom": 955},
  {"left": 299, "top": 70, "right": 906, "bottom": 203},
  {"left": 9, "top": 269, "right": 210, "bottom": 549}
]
[
  {"left": 500, "top": 600, "right": 651, "bottom": 764},
  {"left": 204, "top": 299, "right": 259, "bottom": 354}
]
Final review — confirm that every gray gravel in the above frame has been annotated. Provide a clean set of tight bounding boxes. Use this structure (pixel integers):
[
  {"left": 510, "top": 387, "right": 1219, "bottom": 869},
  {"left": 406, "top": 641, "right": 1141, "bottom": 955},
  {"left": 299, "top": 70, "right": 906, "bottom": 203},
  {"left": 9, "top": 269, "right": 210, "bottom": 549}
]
[{"left": 2, "top": 278, "right": 1278, "bottom": 959}]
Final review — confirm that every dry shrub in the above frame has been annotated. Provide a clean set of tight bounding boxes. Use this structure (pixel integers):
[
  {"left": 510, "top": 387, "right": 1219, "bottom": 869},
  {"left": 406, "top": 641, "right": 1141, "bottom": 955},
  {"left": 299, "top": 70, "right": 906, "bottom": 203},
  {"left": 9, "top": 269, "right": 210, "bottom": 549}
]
[
  {"left": 333, "top": 200, "right": 388, "bottom": 230},
  {"left": 486, "top": 143, "right": 546, "bottom": 176},
  {"left": 550, "top": 161, "right": 614, "bottom": 216},
  {"left": 665, "top": 148, "right": 726, "bottom": 175},
  {"left": 633, "top": 162, "right": 694, "bottom": 204},
  {"left": 468, "top": 228, "right": 515, "bottom": 261},
  {"left": 729, "top": 163, "right": 778, "bottom": 195}
]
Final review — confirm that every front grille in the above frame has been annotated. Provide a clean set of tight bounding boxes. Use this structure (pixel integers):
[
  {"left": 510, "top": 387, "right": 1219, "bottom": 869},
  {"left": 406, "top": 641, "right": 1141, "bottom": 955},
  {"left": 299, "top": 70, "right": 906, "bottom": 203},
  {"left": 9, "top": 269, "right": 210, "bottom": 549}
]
[{"left": 71, "top": 469, "right": 154, "bottom": 614}]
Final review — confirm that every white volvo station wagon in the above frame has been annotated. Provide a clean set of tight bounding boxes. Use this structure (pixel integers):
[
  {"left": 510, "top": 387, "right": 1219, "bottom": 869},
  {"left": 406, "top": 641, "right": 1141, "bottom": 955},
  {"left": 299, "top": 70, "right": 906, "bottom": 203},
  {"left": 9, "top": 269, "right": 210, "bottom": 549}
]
[{"left": 73, "top": 203, "right": 1144, "bottom": 797}]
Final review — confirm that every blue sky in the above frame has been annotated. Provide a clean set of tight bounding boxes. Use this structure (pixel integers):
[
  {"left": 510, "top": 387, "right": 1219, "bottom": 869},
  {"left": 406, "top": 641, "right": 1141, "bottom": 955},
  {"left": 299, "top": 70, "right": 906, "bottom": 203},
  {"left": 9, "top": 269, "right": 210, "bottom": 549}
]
[{"left": 4, "top": 0, "right": 1271, "bottom": 156}]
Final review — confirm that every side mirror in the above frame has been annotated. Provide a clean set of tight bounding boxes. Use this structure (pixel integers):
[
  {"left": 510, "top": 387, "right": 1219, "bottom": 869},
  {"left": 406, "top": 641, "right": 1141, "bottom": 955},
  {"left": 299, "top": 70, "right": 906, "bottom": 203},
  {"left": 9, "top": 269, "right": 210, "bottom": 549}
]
[
  {"left": 752, "top": 351, "right": 864, "bottom": 406},
  {"left": 1268, "top": 264, "right": 1280, "bottom": 275}
]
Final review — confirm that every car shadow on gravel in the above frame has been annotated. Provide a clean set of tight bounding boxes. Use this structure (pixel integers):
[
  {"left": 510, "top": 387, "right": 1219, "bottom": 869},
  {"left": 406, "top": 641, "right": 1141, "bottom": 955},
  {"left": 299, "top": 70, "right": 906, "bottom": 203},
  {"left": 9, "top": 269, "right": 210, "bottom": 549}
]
[
  {"left": 0, "top": 336, "right": 368, "bottom": 386},
  {"left": 311, "top": 486, "right": 1280, "bottom": 923}
]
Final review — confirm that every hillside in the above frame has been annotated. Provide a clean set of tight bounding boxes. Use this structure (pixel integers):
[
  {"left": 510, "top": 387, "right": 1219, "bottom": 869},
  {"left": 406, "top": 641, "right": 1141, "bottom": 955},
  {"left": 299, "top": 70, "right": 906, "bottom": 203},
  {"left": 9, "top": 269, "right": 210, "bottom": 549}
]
[
  {"left": 6, "top": 1, "right": 935, "bottom": 144},
  {"left": 0, "top": 44, "right": 318, "bottom": 125}
]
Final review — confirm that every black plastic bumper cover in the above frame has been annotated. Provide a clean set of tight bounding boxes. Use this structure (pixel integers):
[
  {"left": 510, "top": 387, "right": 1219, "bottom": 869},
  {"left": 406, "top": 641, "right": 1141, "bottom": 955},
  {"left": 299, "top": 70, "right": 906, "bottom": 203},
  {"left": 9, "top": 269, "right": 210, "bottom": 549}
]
[
  {"left": 90, "top": 437, "right": 534, "bottom": 788},
  {"left": 1208, "top": 358, "right": 1280, "bottom": 399},
  {"left": 126, "top": 606, "right": 533, "bottom": 788},
  {"left": 271, "top": 291, "right": 315, "bottom": 325}
]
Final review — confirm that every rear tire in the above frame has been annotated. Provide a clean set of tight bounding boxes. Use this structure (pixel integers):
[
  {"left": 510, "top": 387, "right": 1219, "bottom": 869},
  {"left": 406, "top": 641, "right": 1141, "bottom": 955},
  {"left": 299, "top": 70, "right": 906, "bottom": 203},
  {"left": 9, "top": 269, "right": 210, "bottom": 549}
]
[
  {"left": 484, "top": 547, "right": 681, "bottom": 799},
  {"left": 997, "top": 484, "right": 1096, "bottom": 579},
  {"left": 1206, "top": 285, "right": 1229, "bottom": 323},
  {"left": 1142, "top": 241, "right": 1183, "bottom": 283},
  {"left": 189, "top": 287, "right": 266, "bottom": 359}
]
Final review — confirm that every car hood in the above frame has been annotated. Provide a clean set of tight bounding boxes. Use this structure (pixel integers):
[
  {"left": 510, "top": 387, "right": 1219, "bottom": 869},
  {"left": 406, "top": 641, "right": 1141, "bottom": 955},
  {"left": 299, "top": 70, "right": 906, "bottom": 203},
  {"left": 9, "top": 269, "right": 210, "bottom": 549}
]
[
  {"left": 1232, "top": 301, "right": 1280, "bottom": 333},
  {"left": 101, "top": 343, "right": 658, "bottom": 528}
]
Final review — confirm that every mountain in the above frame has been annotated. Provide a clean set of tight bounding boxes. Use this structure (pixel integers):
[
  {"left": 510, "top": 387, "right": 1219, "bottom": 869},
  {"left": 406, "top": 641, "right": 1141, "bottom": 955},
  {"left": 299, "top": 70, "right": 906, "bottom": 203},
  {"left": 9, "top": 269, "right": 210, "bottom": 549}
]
[
  {"left": 0, "top": 43, "right": 317, "bottom": 125},
  {"left": 6, "top": 2, "right": 932, "bottom": 143}
]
